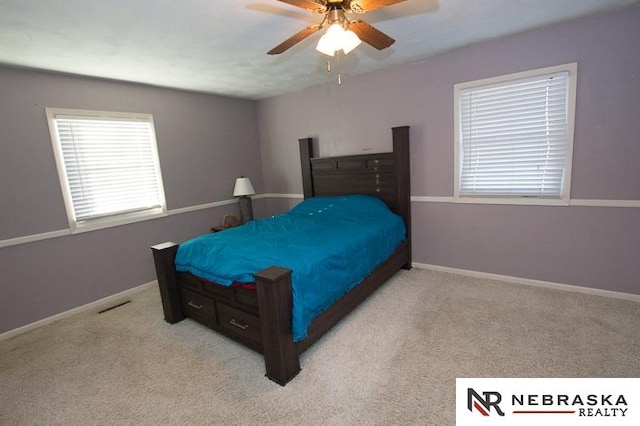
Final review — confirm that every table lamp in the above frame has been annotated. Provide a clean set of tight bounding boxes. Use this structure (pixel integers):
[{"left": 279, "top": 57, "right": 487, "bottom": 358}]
[{"left": 233, "top": 176, "right": 255, "bottom": 224}]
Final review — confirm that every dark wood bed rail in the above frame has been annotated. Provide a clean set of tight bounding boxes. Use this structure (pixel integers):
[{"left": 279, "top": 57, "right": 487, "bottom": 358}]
[{"left": 151, "top": 126, "right": 411, "bottom": 386}]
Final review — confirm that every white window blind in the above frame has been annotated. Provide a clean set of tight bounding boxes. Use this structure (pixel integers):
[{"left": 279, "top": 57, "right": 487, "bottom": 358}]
[
  {"left": 456, "top": 66, "right": 575, "bottom": 200},
  {"left": 47, "top": 109, "right": 166, "bottom": 230}
]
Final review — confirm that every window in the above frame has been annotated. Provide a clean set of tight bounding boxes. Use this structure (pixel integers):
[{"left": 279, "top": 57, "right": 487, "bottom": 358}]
[
  {"left": 46, "top": 108, "right": 166, "bottom": 232},
  {"left": 454, "top": 63, "right": 577, "bottom": 204}
]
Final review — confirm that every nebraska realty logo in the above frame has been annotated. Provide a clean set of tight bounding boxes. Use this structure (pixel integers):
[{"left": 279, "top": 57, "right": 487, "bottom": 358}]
[{"left": 456, "top": 378, "right": 640, "bottom": 425}]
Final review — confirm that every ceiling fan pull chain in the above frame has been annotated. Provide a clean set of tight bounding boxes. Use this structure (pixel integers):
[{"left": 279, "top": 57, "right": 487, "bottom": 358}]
[{"left": 336, "top": 50, "right": 342, "bottom": 85}]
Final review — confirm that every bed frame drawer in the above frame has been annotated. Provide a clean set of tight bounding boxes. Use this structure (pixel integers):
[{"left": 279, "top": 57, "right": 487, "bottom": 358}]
[
  {"left": 217, "top": 303, "right": 262, "bottom": 345},
  {"left": 179, "top": 287, "right": 216, "bottom": 322}
]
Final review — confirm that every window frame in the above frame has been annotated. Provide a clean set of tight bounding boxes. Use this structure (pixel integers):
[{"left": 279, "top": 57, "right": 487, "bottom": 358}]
[
  {"left": 453, "top": 63, "right": 578, "bottom": 206},
  {"left": 46, "top": 107, "right": 167, "bottom": 233}
]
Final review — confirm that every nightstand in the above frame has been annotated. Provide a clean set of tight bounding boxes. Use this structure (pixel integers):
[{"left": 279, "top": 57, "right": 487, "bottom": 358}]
[{"left": 211, "top": 226, "right": 237, "bottom": 233}]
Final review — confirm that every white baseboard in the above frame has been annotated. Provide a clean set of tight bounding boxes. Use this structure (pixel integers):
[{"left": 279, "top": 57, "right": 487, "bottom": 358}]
[
  {"left": 0, "top": 281, "right": 157, "bottom": 342},
  {"left": 412, "top": 262, "right": 640, "bottom": 303}
]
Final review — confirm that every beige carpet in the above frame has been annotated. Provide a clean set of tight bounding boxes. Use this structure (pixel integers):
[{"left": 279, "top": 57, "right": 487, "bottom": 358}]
[{"left": 1, "top": 269, "right": 639, "bottom": 425}]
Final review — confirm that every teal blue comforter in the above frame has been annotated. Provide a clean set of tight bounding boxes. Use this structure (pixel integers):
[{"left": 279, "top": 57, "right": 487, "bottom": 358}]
[{"left": 175, "top": 195, "right": 406, "bottom": 342}]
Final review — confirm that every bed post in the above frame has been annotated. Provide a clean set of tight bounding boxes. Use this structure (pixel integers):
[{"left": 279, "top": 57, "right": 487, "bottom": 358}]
[
  {"left": 254, "top": 266, "right": 301, "bottom": 386},
  {"left": 151, "top": 242, "right": 184, "bottom": 324},
  {"left": 392, "top": 126, "right": 412, "bottom": 269},
  {"left": 299, "top": 137, "right": 314, "bottom": 199}
]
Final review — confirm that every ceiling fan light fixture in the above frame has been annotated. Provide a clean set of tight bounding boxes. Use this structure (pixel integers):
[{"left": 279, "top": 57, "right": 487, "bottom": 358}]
[
  {"left": 315, "top": 23, "right": 362, "bottom": 56},
  {"left": 316, "top": 23, "right": 343, "bottom": 56}
]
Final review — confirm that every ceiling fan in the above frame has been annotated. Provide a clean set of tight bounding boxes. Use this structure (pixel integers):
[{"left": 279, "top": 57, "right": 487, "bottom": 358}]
[{"left": 267, "top": 0, "right": 407, "bottom": 56}]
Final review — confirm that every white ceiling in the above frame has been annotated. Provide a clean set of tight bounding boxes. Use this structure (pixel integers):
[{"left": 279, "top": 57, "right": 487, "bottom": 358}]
[{"left": 0, "top": 0, "right": 638, "bottom": 100}]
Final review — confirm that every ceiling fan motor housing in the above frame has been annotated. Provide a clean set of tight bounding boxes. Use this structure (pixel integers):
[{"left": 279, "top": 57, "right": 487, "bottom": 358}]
[{"left": 327, "top": 6, "right": 347, "bottom": 25}]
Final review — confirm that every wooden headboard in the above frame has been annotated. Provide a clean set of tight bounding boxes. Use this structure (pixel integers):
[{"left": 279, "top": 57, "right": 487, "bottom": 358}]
[{"left": 299, "top": 126, "right": 411, "bottom": 261}]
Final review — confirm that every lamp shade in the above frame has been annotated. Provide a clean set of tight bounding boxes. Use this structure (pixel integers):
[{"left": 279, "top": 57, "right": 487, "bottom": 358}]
[
  {"left": 341, "top": 29, "right": 361, "bottom": 54},
  {"left": 316, "top": 23, "right": 343, "bottom": 56},
  {"left": 233, "top": 177, "right": 255, "bottom": 197}
]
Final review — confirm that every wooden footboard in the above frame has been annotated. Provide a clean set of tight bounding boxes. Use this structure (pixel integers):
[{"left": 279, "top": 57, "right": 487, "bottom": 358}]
[
  {"left": 152, "top": 242, "right": 300, "bottom": 384},
  {"left": 151, "top": 240, "right": 408, "bottom": 385}
]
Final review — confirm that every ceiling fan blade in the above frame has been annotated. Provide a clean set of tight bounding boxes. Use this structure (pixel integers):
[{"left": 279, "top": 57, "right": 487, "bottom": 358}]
[
  {"left": 347, "top": 20, "right": 395, "bottom": 50},
  {"left": 275, "top": 0, "right": 327, "bottom": 13},
  {"left": 267, "top": 25, "right": 323, "bottom": 55},
  {"left": 348, "top": 0, "right": 407, "bottom": 13}
]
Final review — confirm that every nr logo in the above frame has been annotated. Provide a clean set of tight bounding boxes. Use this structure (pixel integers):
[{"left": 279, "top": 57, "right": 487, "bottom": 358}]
[{"left": 468, "top": 388, "right": 506, "bottom": 416}]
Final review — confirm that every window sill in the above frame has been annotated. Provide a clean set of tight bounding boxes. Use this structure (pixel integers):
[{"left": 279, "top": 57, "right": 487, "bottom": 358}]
[
  {"left": 453, "top": 197, "right": 569, "bottom": 207},
  {"left": 70, "top": 208, "right": 168, "bottom": 234}
]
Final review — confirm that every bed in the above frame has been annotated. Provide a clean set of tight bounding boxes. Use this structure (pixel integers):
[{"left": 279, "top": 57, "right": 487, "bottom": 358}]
[{"left": 151, "top": 125, "right": 411, "bottom": 385}]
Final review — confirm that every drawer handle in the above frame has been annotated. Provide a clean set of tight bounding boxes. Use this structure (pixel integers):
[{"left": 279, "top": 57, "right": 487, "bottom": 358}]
[
  {"left": 229, "top": 319, "right": 248, "bottom": 330},
  {"left": 187, "top": 301, "right": 203, "bottom": 310}
]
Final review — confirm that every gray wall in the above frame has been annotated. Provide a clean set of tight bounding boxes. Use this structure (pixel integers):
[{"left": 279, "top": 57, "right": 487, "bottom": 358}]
[
  {"left": 0, "top": 68, "right": 262, "bottom": 333},
  {"left": 257, "top": 5, "right": 640, "bottom": 295}
]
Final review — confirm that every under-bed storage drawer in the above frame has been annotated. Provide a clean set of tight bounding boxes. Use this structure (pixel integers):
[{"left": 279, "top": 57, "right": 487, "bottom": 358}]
[
  {"left": 179, "top": 287, "right": 217, "bottom": 324},
  {"left": 217, "top": 303, "right": 261, "bottom": 345}
]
